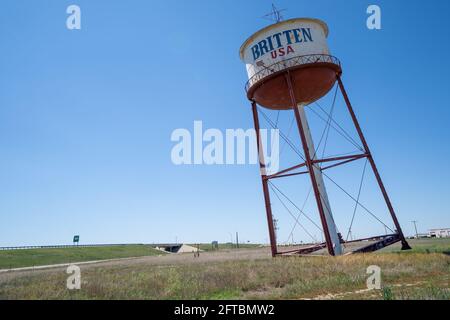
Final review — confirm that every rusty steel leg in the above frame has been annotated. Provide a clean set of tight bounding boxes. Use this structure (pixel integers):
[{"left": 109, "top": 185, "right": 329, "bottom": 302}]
[
  {"left": 336, "top": 75, "right": 411, "bottom": 250},
  {"left": 285, "top": 72, "right": 336, "bottom": 256},
  {"left": 251, "top": 101, "right": 278, "bottom": 257}
]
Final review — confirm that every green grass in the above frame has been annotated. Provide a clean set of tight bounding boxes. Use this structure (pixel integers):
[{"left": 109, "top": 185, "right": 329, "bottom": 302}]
[
  {"left": 0, "top": 238, "right": 449, "bottom": 300},
  {"left": 0, "top": 242, "right": 262, "bottom": 270},
  {"left": 0, "top": 245, "right": 163, "bottom": 269},
  {"left": 379, "top": 237, "right": 450, "bottom": 254},
  {"left": 194, "top": 243, "right": 262, "bottom": 251},
  {"left": 1, "top": 252, "right": 448, "bottom": 300}
]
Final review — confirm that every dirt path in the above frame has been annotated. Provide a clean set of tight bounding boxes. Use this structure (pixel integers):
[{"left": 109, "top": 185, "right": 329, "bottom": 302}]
[{"left": 306, "top": 281, "right": 425, "bottom": 300}]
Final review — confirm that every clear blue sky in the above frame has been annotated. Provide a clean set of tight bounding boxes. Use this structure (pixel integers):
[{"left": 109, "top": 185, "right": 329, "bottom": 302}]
[{"left": 1, "top": 0, "right": 449, "bottom": 246}]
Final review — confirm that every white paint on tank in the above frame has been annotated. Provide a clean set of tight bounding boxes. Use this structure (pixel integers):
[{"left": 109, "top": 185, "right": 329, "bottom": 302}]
[{"left": 240, "top": 18, "right": 331, "bottom": 82}]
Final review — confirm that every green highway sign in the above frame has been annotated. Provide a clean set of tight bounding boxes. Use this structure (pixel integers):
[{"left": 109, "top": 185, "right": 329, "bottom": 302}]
[{"left": 73, "top": 235, "right": 80, "bottom": 243}]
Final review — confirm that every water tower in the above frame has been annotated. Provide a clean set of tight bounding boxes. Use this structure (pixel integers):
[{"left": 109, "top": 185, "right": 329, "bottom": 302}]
[{"left": 240, "top": 17, "right": 411, "bottom": 256}]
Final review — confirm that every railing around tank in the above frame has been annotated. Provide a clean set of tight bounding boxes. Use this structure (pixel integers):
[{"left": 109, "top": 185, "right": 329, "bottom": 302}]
[{"left": 245, "top": 54, "right": 341, "bottom": 92}]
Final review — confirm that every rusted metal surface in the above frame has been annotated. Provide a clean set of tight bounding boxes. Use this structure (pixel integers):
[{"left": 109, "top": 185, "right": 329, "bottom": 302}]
[
  {"left": 346, "top": 234, "right": 401, "bottom": 254},
  {"left": 246, "top": 54, "right": 340, "bottom": 92},
  {"left": 311, "top": 153, "right": 367, "bottom": 166},
  {"left": 246, "top": 55, "right": 341, "bottom": 110},
  {"left": 251, "top": 101, "right": 278, "bottom": 257},
  {"left": 343, "top": 234, "right": 397, "bottom": 245},
  {"left": 264, "top": 162, "right": 307, "bottom": 180},
  {"left": 284, "top": 243, "right": 327, "bottom": 255}
]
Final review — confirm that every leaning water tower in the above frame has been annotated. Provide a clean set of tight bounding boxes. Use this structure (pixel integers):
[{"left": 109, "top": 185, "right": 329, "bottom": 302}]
[{"left": 239, "top": 16, "right": 411, "bottom": 256}]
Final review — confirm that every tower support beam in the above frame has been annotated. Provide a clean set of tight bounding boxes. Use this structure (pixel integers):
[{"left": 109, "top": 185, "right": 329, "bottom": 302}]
[
  {"left": 336, "top": 75, "right": 411, "bottom": 250},
  {"left": 251, "top": 101, "right": 278, "bottom": 257}
]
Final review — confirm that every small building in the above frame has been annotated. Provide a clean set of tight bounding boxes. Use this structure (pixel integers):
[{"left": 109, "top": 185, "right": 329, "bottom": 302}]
[{"left": 429, "top": 228, "right": 450, "bottom": 238}]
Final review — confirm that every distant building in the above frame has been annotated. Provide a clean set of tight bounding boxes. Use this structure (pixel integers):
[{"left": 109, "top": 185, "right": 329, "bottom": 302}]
[
  {"left": 153, "top": 243, "right": 201, "bottom": 254},
  {"left": 429, "top": 228, "right": 450, "bottom": 238}
]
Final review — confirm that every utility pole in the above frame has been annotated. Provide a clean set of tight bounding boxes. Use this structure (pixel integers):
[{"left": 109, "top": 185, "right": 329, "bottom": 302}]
[
  {"left": 236, "top": 232, "right": 239, "bottom": 249},
  {"left": 273, "top": 218, "right": 279, "bottom": 242},
  {"left": 411, "top": 221, "right": 419, "bottom": 239},
  {"left": 228, "top": 232, "right": 233, "bottom": 248}
]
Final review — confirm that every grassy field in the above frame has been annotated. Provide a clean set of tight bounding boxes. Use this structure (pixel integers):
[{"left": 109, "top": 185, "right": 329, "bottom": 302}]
[
  {"left": 0, "top": 239, "right": 448, "bottom": 300},
  {"left": 379, "top": 237, "right": 450, "bottom": 254},
  {"left": 0, "top": 245, "right": 163, "bottom": 269}
]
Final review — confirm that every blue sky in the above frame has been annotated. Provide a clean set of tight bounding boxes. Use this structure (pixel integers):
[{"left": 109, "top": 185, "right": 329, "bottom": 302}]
[{"left": 1, "top": 0, "right": 449, "bottom": 246}]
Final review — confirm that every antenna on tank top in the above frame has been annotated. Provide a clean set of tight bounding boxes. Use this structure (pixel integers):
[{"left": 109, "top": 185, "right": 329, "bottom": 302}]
[{"left": 262, "top": 4, "right": 286, "bottom": 23}]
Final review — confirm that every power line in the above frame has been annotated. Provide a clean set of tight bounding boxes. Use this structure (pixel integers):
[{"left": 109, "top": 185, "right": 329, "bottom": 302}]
[
  {"left": 346, "top": 159, "right": 369, "bottom": 240},
  {"left": 308, "top": 102, "right": 364, "bottom": 151},
  {"left": 269, "top": 181, "right": 323, "bottom": 233},
  {"left": 269, "top": 183, "right": 318, "bottom": 243}
]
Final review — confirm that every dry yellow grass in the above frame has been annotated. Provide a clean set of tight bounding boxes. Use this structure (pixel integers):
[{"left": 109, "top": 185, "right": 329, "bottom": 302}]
[{"left": 0, "top": 250, "right": 448, "bottom": 300}]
